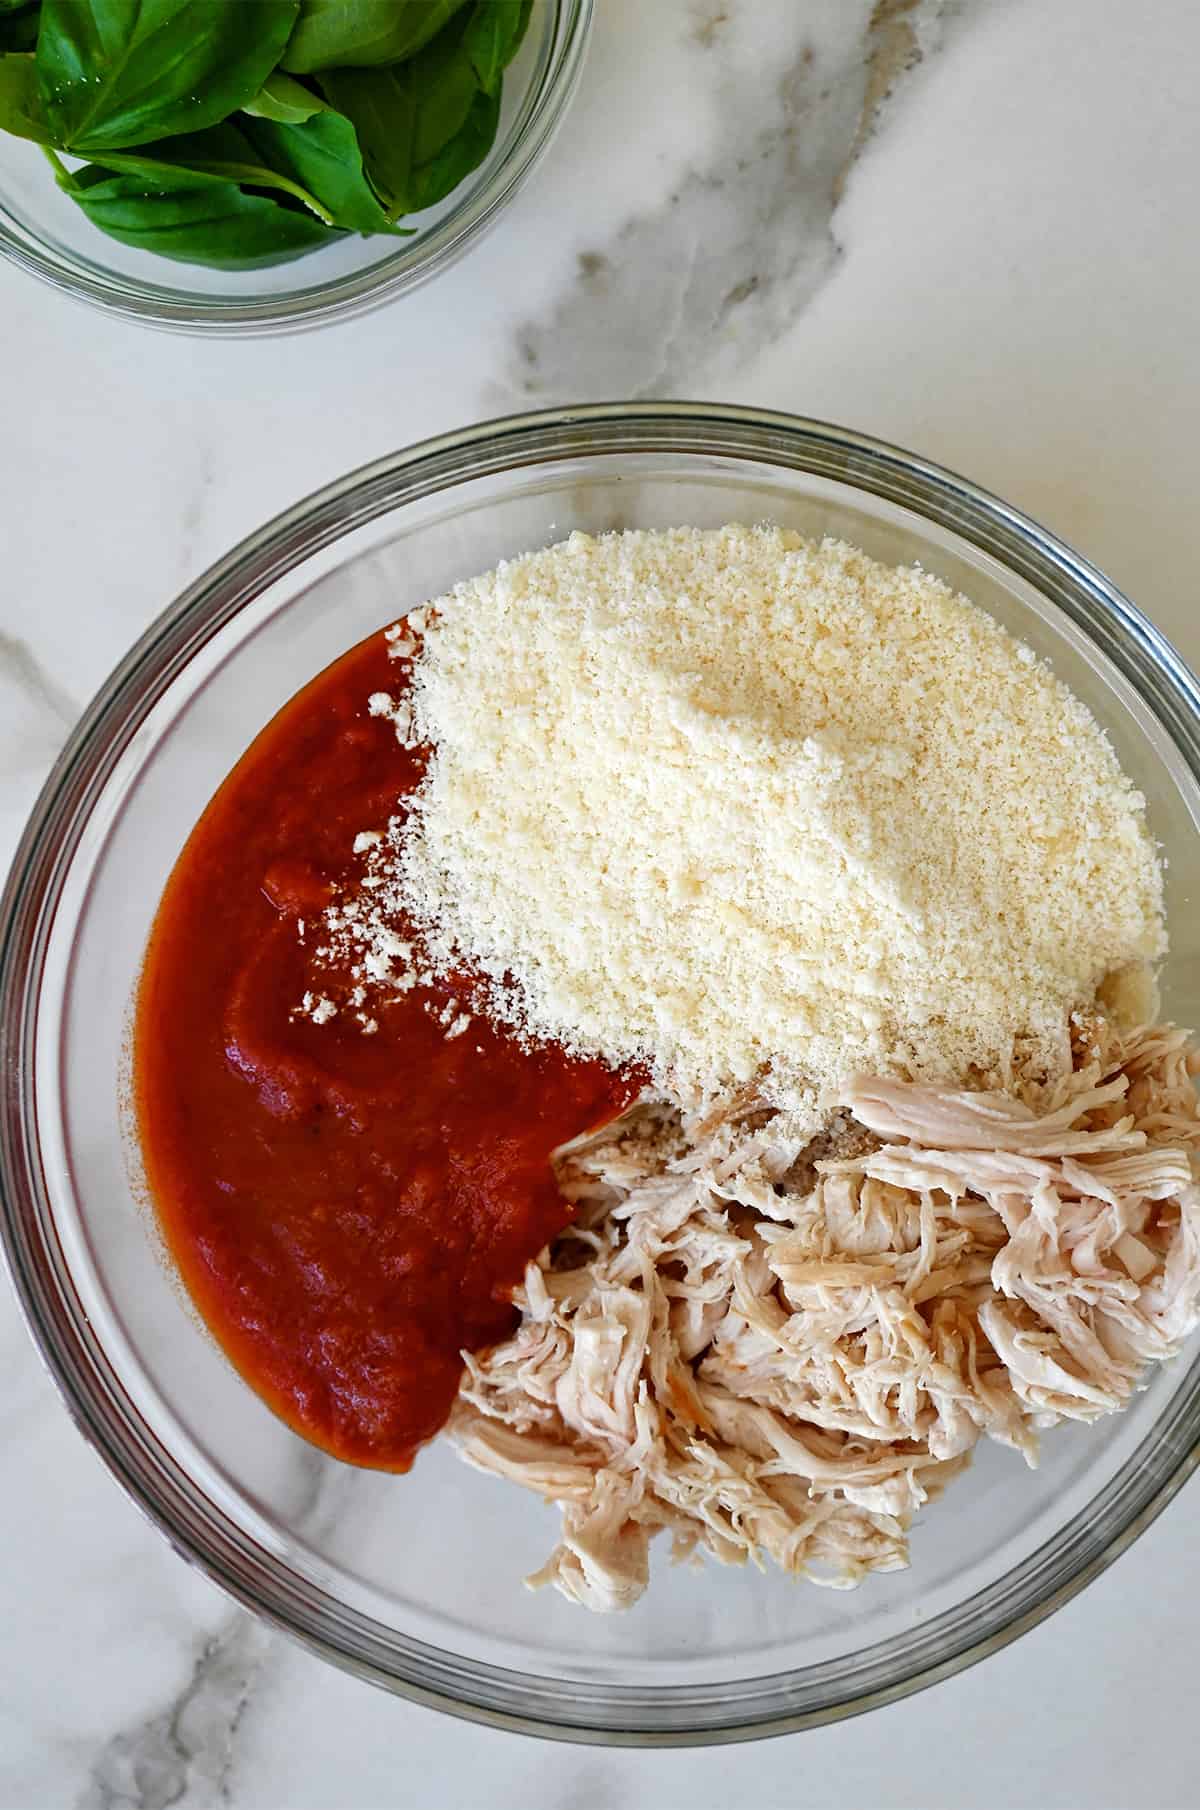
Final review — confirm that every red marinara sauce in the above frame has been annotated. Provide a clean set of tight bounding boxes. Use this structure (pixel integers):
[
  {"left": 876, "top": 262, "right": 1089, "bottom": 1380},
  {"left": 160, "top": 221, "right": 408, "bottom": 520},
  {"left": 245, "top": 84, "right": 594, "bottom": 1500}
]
[{"left": 135, "top": 629, "right": 637, "bottom": 1470}]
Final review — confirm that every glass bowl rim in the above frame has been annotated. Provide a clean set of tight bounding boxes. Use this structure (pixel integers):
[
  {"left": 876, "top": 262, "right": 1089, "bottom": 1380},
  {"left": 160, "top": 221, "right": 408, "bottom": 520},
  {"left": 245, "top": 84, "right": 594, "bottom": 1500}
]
[
  {"left": 4, "top": 401, "right": 1200, "bottom": 1744},
  {"left": 0, "top": 0, "right": 592, "bottom": 337}
]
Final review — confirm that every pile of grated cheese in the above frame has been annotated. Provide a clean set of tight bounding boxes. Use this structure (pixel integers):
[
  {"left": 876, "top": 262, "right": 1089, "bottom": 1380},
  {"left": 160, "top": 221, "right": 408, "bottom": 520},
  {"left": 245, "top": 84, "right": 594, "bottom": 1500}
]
[{"left": 336, "top": 525, "right": 1165, "bottom": 1126}]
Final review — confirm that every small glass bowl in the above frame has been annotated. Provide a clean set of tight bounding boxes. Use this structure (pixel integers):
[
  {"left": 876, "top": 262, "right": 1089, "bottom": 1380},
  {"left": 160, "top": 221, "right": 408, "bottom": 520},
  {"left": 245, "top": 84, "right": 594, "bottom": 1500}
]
[
  {"left": 3, "top": 405, "right": 1200, "bottom": 1743},
  {"left": 0, "top": 0, "right": 590, "bottom": 335}
]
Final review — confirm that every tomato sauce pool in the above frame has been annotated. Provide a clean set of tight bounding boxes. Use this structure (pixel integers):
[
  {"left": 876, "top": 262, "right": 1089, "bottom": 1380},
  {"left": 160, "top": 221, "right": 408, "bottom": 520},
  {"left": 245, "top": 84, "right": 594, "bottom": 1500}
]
[{"left": 135, "top": 629, "right": 637, "bottom": 1470}]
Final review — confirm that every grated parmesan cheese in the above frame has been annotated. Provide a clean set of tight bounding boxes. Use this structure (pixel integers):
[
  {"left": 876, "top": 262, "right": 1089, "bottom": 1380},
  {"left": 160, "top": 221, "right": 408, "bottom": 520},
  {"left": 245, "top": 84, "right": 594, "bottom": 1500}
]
[
  {"left": 367, "top": 690, "right": 416, "bottom": 747},
  {"left": 296, "top": 991, "right": 338, "bottom": 1026},
  {"left": 335, "top": 527, "right": 1165, "bottom": 1121}
]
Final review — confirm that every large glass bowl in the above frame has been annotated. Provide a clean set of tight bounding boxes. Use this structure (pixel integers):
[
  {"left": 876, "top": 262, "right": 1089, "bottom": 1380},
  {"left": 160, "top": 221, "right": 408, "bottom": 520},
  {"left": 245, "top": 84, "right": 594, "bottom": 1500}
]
[
  {"left": 3, "top": 404, "right": 1200, "bottom": 1744},
  {"left": 0, "top": 0, "right": 590, "bottom": 334}
]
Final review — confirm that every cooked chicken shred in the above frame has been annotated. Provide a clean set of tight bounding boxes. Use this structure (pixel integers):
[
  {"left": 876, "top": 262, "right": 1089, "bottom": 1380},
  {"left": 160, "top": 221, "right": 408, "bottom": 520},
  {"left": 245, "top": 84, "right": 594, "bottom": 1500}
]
[{"left": 450, "top": 1018, "right": 1200, "bottom": 1612}]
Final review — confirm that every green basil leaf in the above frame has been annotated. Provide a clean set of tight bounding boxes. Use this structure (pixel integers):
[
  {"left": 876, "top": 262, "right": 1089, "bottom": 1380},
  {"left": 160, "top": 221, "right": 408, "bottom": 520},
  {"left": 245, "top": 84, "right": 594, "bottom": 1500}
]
[
  {"left": 461, "top": 0, "right": 530, "bottom": 96},
  {"left": 65, "top": 162, "right": 338, "bottom": 267},
  {"left": 0, "top": 6, "right": 38, "bottom": 54},
  {"left": 239, "top": 105, "right": 402, "bottom": 234},
  {"left": 0, "top": 51, "right": 50, "bottom": 140},
  {"left": 243, "top": 70, "right": 324, "bottom": 125},
  {"left": 94, "top": 121, "right": 337, "bottom": 223},
  {"left": 77, "top": 105, "right": 411, "bottom": 239},
  {"left": 36, "top": 0, "right": 299, "bottom": 152},
  {"left": 409, "top": 13, "right": 477, "bottom": 162},
  {"left": 315, "top": 65, "right": 413, "bottom": 215},
  {"left": 409, "top": 81, "right": 497, "bottom": 211},
  {"left": 316, "top": 15, "right": 481, "bottom": 218},
  {"left": 282, "top": 0, "right": 469, "bottom": 75}
]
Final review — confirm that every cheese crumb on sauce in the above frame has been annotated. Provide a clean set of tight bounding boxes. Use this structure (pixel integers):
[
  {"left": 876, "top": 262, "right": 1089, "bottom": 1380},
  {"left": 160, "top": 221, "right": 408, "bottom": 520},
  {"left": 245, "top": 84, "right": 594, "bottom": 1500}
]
[
  {"left": 296, "top": 991, "right": 338, "bottom": 1026},
  {"left": 330, "top": 526, "right": 1165, "bottom": 1123}
]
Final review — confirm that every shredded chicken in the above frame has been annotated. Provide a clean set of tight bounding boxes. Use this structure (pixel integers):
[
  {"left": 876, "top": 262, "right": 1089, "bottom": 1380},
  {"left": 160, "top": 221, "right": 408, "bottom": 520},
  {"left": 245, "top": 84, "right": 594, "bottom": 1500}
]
[{"left": 450, "top": 1019, "right": 1200, "bottom": 1612}]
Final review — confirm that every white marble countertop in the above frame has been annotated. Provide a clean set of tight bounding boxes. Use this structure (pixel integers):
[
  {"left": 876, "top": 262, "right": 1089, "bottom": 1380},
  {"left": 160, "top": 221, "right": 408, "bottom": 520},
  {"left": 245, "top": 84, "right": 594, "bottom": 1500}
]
[{"left": 4, "top": 2, "right": 1200, "bottom": 1805}]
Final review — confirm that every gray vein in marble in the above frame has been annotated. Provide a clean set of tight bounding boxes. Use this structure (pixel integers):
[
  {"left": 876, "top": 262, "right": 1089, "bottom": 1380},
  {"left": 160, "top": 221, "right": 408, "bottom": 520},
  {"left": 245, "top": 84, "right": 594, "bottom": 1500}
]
[
  {"left": 175, "top": 438, "right": 217, "bottom": 591},
  {"left": 507, "top": 0, "right": 976, "bottom": 402},
  {"left": 72, "top": 1446, "right": 364, "bottom": 1810},
  {"left": 840, "top": 0, "right": 971, "bottom": 198},
  {"left": 77, "top": 1615, "right": 271, "bottom": 1810},
  {"left": 0, "top": 629, "right": 78, "bottom": 731},
  {"left": 686, "top": 1, "right": 732, "bottom": 52}
]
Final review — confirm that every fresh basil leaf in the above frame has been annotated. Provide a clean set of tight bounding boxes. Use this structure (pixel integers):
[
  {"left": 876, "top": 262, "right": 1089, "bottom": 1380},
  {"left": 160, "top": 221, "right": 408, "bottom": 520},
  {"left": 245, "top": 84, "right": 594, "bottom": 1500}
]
[
  {"left": 65, "top": 162, "right": 338, "bottom": 266},
  {"left": 316, "top": 17, "right": 480, "bottom": 218},
  {"left": 315, "top": 65, "right": 412, "bottom": 215},
  {"left": 240, "top": 105, "right": 401, "bottom": 234},
  {"left": 0, "top": 51, "right": 50, "bottom": 140},
  {"left": 95, "top": 121, "right": 337, "bottom": 223},
  {"left": 409, "top": 81, "right": 497, "bottom": 211},
  {"left": 409, "top": 14, "right": 478, "bottom": 162},
  {"left": 37, "top": 0, "right": 299, "bottom": 152},
  {"left": 283, "top": 0, "right": 469, "bottom": 75},
  {"left": 0, "top": 5, "right": 38, "bottom": 54},
  {"left": 243, "top": 70, "right": 324, "bottom": 125},
  {"left": 462, "top": 0, "right": 531, "bottom": 96}
]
